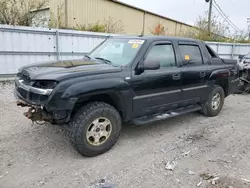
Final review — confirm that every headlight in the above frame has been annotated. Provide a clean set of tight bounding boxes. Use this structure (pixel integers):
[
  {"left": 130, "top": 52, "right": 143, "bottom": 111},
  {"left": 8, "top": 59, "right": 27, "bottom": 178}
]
[{"left": 33, "top": 80, "right": 58, "bottom": 89}]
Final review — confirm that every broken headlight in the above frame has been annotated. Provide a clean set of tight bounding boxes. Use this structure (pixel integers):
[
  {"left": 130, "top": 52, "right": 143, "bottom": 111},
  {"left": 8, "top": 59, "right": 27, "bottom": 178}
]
[{"left": 32, "top": 80, "right": 58, "bottom": 89}]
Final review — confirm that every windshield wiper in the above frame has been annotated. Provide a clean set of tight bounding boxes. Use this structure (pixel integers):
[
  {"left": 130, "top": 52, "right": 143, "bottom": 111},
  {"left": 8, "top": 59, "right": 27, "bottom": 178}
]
[
  {"left": 95, "top": 57, "right": 112, "bottom": 64},
  {"left": 83, "top": 54, "right": 91, "bottom": 59}
]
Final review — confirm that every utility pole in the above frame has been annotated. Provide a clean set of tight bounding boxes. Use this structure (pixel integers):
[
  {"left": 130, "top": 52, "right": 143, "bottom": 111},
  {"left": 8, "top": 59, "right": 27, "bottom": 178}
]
[
  {"left": 207, "top": 0, "right": 213, "bottom": 34},
  {"left": 247, "top": 18, "right": 250, "bottom": 39}
]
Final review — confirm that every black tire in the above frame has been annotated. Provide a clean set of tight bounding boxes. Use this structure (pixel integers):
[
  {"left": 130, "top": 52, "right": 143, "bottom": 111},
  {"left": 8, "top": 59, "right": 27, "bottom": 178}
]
[
  {"left": 69, "top": 102, "right": 122, "bottom": 157},
  {"left": 201, "top": 85, "right": 225, "bottom": 117}
]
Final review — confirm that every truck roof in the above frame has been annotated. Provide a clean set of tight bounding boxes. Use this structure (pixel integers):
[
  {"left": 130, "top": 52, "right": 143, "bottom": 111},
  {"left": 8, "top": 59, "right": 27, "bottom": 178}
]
[{"left": 113, "top": 35, "right": 201, "bottom": 43}]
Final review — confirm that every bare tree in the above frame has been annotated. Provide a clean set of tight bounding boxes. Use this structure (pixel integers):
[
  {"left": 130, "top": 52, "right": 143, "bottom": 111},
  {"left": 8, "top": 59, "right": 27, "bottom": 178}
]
[
  {"left": 0, "top": 0, "right": 48, "bottom": 26},
  {"left": 105, "top": 17, "right": 124, "bottom": 34},
  {"left": 193, "top": 11, "right": 250, "bottom": 42},
  {"left": 192, "top": 11, "right": 231, "bottom": 41},
  {"left": 195, "top": 11, "right": 229, "bottom": 36},
  {"left": 48, "top": 2, "right": 65, "bottom": 29},
  {"left": 73, "top": 17, "right": 124, "bottom": 34},
  {"left": 231, "top": 30, "right": 250, "bottom": 43}
]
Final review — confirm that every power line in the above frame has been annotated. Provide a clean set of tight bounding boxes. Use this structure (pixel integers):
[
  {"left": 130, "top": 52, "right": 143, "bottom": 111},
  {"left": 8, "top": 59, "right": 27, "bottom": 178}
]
[
  {"left": 213, "top": 5, "right": 240, "bottom": 32},
  {"left": 212, "top": 0, "right": 242, "bottom": 33},
  {"left": 213, "top": 0, "right": 241, "bottom": 31},
  {"left": 213, "top": 5, "right": 241, "bottom": 33},
  {"left": 212, "top": 4, "right": 239, "bottom": 31}
]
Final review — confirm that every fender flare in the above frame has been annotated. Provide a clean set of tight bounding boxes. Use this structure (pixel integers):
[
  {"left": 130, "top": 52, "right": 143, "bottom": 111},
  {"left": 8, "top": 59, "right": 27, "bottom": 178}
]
[
  {"left": 208, "top": 69, "right": 230, "bottom": 81},
  {"left": 60, "top": 78, "right": 134, "bottom": 121}
]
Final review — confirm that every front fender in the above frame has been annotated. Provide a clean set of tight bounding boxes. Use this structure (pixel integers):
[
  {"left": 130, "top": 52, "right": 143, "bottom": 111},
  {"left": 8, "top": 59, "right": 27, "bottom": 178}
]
[
  {"left": 59, "top": 78, "right": 134, "bottom": 121},
  {"left": 61, "top": 78, "right": 131, "bottom": 98}
]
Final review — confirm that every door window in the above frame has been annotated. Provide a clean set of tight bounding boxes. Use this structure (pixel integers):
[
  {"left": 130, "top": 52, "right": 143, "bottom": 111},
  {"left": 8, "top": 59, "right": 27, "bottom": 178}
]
[
  {"left": 145, "top": 44, "right": 176, "bottom": 68},
  {"left": 179, "top": 45, "right": 203, "bottom": 65}
]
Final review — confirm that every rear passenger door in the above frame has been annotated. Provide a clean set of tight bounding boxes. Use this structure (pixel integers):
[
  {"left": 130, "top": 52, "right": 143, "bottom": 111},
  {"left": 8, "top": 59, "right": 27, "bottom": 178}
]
[{"left": 178, "top": 42, "right": 209, "bottom": 105}]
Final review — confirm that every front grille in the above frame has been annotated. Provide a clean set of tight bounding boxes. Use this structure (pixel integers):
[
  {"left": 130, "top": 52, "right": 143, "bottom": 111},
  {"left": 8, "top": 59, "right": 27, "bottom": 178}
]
[
  {"left": 15, "top": 72, "right": 49, "bottom": 104},
  {"left": 30, "top": 93, "right": 48, "bottom": 103},
  {"left": 16, "top": 85, "right": 48, "bottom": 104},
  {"left": 17, "top": 87, "right": 28, "bottom": 99}
]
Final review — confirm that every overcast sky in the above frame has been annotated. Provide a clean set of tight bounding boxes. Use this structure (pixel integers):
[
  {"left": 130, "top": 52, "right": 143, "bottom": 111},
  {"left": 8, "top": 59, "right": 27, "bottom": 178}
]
[{"left": 119, "top": 0, "right": 250, "bottom": 33}]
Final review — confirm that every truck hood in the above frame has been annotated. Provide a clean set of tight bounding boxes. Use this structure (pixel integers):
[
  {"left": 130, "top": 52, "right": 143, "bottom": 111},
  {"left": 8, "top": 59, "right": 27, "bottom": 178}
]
[{"left": 18, "top": 59, "right": 122, "bottom": 81}]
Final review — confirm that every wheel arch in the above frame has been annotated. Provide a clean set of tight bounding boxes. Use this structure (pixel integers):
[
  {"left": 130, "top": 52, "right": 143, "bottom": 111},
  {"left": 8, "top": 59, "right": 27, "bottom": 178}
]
[
  {"left": 214, "top": 79, "right": 229, "bottom": 97},
  {"left": 71, "top": 92, "right": 126, "bottom": 122},
  {"left": 209, "top": 69, "right": 230, "bottom": 97}
]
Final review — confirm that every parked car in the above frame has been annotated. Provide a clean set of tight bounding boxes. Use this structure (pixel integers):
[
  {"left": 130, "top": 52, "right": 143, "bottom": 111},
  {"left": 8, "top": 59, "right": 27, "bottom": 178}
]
[
  {"left": 238, "top": 52, "right": 250, "bottom": 72},
  {"left": 237, "top": 52, "right": 250, "bottom": 93},
  {"left": 238, "top": 52, "right": 250, "bottom": 61},
  {"left": 14, "top": 36, "right": 239, "bottom": 157}
]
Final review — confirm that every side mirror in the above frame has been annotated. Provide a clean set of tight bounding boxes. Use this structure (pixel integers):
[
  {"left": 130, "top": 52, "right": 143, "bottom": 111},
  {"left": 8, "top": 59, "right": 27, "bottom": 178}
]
[
  {"left": 239, "top": 55, "right": 244, "bottom": 60},
  {"left": 143, "top": 59, "right": 160, "bottom": 70}
]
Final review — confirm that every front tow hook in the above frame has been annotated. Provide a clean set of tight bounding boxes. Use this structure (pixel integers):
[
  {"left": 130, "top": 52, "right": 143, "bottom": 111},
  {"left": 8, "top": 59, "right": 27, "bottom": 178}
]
[
  {"left": 16, "top": 100, "right": 52, "bottom": 122},
  {"left": 24, "top": 107, "right": 53, "bottom": 122}
]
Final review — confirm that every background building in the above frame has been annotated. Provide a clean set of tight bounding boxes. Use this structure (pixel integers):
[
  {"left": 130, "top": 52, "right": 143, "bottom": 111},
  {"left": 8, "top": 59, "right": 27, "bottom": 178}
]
[{"left": 34, "top": 0, "right": 198, "bottom": 36}]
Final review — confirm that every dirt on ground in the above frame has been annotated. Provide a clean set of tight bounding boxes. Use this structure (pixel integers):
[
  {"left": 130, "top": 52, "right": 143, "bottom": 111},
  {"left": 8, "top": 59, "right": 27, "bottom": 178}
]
[{"left": 0, "top": 82, "right": 250, "bottom": 188}]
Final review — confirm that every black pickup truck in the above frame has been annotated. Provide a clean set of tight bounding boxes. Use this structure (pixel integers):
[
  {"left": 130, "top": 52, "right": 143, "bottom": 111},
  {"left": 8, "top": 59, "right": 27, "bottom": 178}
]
[{"left": 15, "top": 36, "right": 239, "bottom": 157}]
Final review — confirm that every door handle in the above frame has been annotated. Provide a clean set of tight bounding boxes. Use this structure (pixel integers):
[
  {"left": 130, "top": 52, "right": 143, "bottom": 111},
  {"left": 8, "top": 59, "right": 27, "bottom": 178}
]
[
  {"left": 172, "top": 73, "right": 181, "bottom": 80},
  {"left": 200, "top": 72, "right": 206, "bottom": 78}
]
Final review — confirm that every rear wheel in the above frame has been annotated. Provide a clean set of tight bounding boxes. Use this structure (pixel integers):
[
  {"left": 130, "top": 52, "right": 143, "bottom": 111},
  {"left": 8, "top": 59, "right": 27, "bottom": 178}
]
[
  {"left": 69, "top": 102, "right": 122, "bottom": 157},
  {"left": 201, "top": 85, "right": 225, "bottom": 117}
]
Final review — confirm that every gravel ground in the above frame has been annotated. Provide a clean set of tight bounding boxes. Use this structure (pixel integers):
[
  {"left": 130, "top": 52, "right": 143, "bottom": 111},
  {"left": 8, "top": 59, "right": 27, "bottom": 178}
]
[{"left": 1, "top": 82, "right": 250, "bottom": 188}]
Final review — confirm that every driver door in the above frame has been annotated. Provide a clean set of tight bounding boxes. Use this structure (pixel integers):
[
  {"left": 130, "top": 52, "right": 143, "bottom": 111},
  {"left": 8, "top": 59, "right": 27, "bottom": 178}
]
[{"left": 129, "top": 41, "right": 182, "bottom": 118}]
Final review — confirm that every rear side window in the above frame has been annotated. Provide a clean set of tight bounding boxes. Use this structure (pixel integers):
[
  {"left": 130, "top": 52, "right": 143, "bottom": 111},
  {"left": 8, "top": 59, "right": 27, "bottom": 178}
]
[
  {"left": 206, "top": 45, "right": 217, "bottom": 58},
  {"left": 179, "top": 45, "right": 203, "bottom": 65}
]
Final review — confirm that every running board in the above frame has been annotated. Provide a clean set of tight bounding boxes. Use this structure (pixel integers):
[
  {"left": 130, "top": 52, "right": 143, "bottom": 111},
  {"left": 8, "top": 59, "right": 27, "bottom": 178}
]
[{"left": 131, "top": 105, "right": 202, "bottom": 126}]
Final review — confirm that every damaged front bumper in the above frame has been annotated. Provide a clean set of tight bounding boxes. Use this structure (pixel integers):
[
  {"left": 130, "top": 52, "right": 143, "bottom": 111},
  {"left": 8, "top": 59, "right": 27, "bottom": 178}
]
[
  {"left": 15, "top": 92, "right": 73, "bottom": 124},
  {"left": 16, "top": 99, "right": 53, "bottom": 122},
  {"left": 14, "top": 78, "right": 75, "bottom": 124}
]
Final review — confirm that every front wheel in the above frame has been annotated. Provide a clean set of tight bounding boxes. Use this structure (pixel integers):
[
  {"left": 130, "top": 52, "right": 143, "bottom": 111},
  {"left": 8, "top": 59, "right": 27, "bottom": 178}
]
[
  {"left": 69, "top": 102, "right": 122, "bottom": 157},
  {"left": 201, "top": 85, "right": 225, "bottom": 117}
]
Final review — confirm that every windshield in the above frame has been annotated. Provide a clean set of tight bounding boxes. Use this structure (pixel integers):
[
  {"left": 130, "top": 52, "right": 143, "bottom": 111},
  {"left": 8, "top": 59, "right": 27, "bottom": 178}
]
[{"left": 89, "top": 38, "right": 145, "bottom": 66}]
